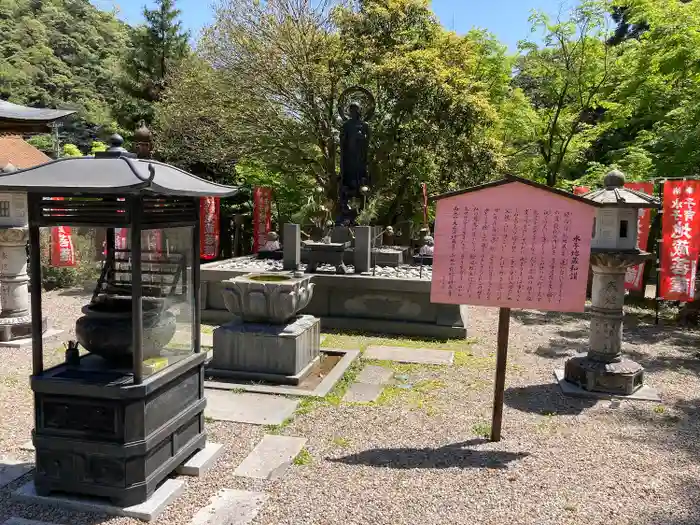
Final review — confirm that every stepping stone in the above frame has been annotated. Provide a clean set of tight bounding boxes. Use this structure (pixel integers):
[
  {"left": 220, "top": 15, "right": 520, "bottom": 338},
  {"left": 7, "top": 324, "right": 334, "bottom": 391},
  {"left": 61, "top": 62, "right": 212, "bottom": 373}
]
[
  {"left": 343, "top": 383, "right": 383, "bottom": 403},
  {"left": 356, "top": 365, "right": 394, "bottom": 385},
  {"left": 189, "top": 489, "right": 268, "bottom": 525},
  {"left": 234, "top": 435, "right": 307, "bottom": 480},
  {"left": 0, "top": 458, "right": 33, "bottom": 489},
  {"left": 12, "top": 479, "right": 184, "bottom": 521},
  {"left": 364, "top": 346, "right": 454, "bottom": 365},
  {"left": 2, "top": 518, "right": 56, "bottom": 525},
  {"left": 205, "top": 391, "right": 299, "bottom": 425},
  {"left": 176, "top": 443, "right": 224, "bottom": 477}
]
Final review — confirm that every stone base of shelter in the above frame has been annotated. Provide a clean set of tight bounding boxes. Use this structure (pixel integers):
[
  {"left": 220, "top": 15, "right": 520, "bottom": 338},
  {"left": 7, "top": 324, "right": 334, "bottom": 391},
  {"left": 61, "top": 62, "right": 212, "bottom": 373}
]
[
  {"left": 208, "top": 315, "right": 321, "bottom": 385},
  {"left": 562, "top": 354, "right": 646, "bottom": 396}
]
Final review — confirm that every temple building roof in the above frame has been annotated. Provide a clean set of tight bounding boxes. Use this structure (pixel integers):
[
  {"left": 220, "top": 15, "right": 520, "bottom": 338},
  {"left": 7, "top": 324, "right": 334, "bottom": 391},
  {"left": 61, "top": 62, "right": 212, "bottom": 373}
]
[
  {"left": 0, "top": 135, "right": 51, "bottom": 170},
  {"left": 0, "top": 100, "right": 75, "bottom": 134}
]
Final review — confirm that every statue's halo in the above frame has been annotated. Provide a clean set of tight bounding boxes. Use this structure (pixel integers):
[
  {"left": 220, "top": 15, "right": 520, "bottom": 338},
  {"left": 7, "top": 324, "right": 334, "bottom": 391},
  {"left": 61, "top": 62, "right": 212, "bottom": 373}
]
[{"left": 338, "top": 86, "right": 376, "bottom": 121}]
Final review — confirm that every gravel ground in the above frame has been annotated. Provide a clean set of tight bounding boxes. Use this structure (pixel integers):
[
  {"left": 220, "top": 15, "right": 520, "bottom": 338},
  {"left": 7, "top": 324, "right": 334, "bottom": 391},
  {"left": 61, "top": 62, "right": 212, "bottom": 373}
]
[{"left": 1, "top": 291, "right": 700, "bottom": 524}]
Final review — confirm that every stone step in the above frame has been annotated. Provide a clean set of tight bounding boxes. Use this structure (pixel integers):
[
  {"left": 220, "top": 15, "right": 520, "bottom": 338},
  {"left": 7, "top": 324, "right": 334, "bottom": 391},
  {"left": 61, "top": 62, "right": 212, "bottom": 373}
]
[
  {"left": 189, "top": 489, "right": 268, "bottom": 525},
  {"left": 204, "top": 391, "right": 299, "bottom": 426},
  {"left": 364, "top": 345, "right": 454, "bottom": 365},
  {"left": 234, "top": 435, "right": 307, "bottom": 480},
  {"left": 176, "top": 443, "right": 224, "bottom": 477},
  {"left": 342, "top": 383, "right": 383, "bottom": 403},
  {"left": 355, "top": 365, "right": 394, "bottom": 385}
]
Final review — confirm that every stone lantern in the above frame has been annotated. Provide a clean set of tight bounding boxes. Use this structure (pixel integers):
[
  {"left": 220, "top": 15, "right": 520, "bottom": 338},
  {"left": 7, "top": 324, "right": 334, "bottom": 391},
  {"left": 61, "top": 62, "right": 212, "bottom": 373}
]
[{"left": 563, "top": 169, "right": 660, "bottom": 396}]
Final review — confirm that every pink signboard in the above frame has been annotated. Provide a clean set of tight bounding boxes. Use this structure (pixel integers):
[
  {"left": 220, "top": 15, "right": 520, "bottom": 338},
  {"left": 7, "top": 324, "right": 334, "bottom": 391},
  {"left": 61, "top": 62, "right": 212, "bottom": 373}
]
[{"left": 430, "top": 180, "right": 596, "bottom": 312}]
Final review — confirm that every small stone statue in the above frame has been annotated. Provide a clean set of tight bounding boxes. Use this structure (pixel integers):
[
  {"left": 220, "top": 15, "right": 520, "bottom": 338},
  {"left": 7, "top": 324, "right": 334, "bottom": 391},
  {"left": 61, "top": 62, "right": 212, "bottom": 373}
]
[
  {"left": 262, "top": 231, "right": 280, "bottom": 251},
  {"left": 383, "top": 226, "right": 395, "bottom": 247},
  {"left": 419, "top": 236, "right": 434, "bottom": 257}
]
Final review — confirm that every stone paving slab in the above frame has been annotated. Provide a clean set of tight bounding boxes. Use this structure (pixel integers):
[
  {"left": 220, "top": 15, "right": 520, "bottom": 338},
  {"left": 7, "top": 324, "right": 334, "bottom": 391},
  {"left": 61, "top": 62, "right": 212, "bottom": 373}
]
[
  {"left": 19, "top": 441, "right": 33, "bottom": 452},
  {"left": 3, "top": 519, "right": 60, "bottom": 525},
  {"left": 554, "top": 370, "right": 661, "bottom": 402},
  {"left": 356, "top": 365, "right": 394, "bottom": 385},
  {"left": 364, "top": 346, "right": 454, "bottom": 365},
  {"left": 204, "top": 391, "right": 299, "bottom": 425},
  {"left": 342, "top": 383, "right": 383, "bottom": 403},
  {"left": 189, "top": 489, "right": 268, "bottom": 525},
  {"left": 234, "top": 435, "right": 307, "bottom": 480},
  {"left": 0, "top": 458, "right": 33, "bottom": 489},
  {"left": 12, "top": 479, "right": 184, "bottom": 521},
  {"left": 176, "top": 443, "right": 224, "bottom": 477}
]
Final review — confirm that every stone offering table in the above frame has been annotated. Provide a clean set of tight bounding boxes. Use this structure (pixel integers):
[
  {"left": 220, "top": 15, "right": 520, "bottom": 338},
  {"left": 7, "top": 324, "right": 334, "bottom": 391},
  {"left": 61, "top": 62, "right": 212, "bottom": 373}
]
[{"left": 209, "top": 273, "right": 321, "bottom": 384}]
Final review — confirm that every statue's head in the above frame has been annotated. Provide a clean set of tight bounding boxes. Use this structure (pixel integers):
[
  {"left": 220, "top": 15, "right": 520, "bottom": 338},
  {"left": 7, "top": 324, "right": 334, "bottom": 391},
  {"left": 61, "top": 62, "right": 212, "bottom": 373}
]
[
  {"left": 425, "top": 235, "right": 434, "bottom": 246},
  {"left": 267, "top": 231, "right": 279, "bottom": 242},
  {"left": 348, "top": 103, "right": 361, "bottom": 119}
]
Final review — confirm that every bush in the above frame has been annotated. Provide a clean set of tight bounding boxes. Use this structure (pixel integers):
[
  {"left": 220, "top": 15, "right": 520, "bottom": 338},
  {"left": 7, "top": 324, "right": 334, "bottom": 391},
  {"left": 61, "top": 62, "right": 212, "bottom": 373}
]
[{"left": 39, "top": 228, "right": 101, "bottom": 290}]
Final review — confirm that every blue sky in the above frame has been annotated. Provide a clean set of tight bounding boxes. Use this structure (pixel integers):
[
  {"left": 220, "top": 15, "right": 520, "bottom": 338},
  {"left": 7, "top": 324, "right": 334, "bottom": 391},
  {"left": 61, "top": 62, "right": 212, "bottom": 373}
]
[{"left": 98, "top": 0, "right": 574, "bottom": 51}]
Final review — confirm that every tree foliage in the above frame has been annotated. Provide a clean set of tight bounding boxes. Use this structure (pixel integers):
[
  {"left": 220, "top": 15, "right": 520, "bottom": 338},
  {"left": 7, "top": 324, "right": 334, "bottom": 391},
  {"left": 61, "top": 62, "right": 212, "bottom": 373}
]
[
  {"left": 119, "top": 0, "right": 190, "bottom": 128},
  {"left": 0, "top": 0, "right": 133, "bottom": 145}
]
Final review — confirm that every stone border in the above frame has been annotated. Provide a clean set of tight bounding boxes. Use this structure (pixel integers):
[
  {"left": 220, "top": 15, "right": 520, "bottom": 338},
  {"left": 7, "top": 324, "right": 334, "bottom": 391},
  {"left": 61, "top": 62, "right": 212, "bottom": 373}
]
[
  {"left": 176, "top": 443, "right": 225, "bottom": 477},
  {"left": 0, "top": 329, "right": 63, "bottom": 350},
  {"left": 12, "top": 479, "right": 184, "bottom": 522},
  {"left": 204, "top": 348, "right": 360, "bottom": 397}
]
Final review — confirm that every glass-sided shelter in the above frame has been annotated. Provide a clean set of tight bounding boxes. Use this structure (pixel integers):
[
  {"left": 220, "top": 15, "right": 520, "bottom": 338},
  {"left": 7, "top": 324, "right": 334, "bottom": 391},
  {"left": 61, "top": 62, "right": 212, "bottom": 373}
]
[{"left": 0, "top": 137, "right": 238, "bottom": 506}]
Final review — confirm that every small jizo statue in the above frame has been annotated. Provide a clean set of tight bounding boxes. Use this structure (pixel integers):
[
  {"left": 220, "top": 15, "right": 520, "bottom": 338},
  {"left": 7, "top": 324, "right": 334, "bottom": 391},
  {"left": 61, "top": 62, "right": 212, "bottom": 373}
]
[
  {"left": 383, "top": 225, "right": 395, "bottom": 246},
  {"left": 419, "top": 235, "right": 434, "bottom": 257},
  {"left": 262, "top": 231, "right": 280, "bottom": 251}
]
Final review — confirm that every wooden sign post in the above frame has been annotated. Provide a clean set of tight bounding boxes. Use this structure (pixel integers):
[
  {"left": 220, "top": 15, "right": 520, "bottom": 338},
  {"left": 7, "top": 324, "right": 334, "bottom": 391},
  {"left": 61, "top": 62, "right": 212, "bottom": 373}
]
[{"left": 429, "top": 176, "right": 599, "bottom": 442}]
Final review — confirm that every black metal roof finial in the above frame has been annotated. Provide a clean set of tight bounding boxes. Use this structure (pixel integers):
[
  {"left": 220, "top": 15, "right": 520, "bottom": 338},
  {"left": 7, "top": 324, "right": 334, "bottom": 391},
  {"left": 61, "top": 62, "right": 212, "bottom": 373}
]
[{"left": 95, "top": 133, "right": 136, "bottom": 159}]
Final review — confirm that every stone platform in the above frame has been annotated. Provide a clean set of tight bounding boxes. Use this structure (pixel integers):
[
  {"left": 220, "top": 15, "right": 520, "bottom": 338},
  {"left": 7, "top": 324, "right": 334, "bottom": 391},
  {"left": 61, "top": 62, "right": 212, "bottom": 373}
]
[
  {"left": 208, "top": 315, "right": 320, "bottom": 385},
  {"left": 201, "top": 261, "right": 465, "bottom": 339},
  {"left": 564, "top": 354, "right": 643, "bottom": 396}
]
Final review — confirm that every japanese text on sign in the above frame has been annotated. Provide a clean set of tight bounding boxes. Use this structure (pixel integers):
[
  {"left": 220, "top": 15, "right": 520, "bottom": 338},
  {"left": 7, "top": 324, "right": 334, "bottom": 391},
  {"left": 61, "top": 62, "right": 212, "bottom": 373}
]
[
  {"left": 431, "top": 181, "right": 596, "bottom": 312},
  {"left": 659, "top": 181, "right": 700, "bottom": 302}
]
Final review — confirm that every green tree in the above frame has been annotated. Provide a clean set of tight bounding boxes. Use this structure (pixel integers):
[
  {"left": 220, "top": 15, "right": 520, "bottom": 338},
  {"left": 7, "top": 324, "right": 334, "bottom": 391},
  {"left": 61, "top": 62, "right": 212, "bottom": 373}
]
[
  {"left": 514, "top": 1, "right": 614, "bottom": 187},
  {"left": 120, "top": 0, "right": 190, "bottom": 128},
  {"left": 175, "top": 0, "right": 514, "bottom": 227},
  {"left": 0, "top": 0, "right": 134, "bottom": 147}
]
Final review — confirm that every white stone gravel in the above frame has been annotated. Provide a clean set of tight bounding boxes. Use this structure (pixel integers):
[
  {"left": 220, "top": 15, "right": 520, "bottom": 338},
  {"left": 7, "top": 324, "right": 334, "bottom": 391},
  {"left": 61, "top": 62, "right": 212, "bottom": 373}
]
[
  {"left": 212, "top": 257, "right": 432, "bottom": 280},
  {"left": 1, "top": 292, "right": 699, "bottom": 525}
]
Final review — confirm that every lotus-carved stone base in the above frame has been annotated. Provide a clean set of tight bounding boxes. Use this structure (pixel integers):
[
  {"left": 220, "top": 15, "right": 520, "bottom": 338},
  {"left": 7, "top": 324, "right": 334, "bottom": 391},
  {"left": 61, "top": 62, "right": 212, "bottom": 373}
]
[
  {"left": 209, "top": 314, "right": 321, "bottom": 384},
  {"left": 564, "top": 354, "right": 644, "bottom": 396},
  {"left": 221, "top": 273, "right": 315, "bottom": 324}
]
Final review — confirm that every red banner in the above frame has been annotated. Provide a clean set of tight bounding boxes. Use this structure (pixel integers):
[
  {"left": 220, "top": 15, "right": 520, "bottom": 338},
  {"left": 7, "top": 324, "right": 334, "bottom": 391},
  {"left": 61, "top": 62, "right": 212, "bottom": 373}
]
[
  {"left": 659, "top": 180, "right": 700, "bottom": 301},
  {"left": 252, "top": 187, "right": 273, "bottom": 253},
  {"left": 573, "top": 186, "right": 590, "bottom": 196},
  {"left": 624, "top": 182, "right": 654, "bottom": 291},
  {"left": 50, "top": 226, "right": 76, "bottom": 267},
  {"left": 200, "top": 197, "right": 220, "bottom": 260}
]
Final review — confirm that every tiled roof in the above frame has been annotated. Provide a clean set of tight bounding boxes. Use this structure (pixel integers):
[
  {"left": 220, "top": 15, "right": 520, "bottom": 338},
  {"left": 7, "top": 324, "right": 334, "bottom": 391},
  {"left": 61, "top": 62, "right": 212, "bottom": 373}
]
[{"left": 0, "top": 135, "right": 51, "bottom": 169}]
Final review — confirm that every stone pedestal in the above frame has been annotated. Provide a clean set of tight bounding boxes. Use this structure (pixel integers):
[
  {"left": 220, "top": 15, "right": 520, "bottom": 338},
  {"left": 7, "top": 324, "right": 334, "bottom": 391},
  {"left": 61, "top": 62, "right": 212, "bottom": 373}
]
[
  {"left": 209, "top": 315, "right": 320, "bottom": 384},
  {"left": 211, "top": 273, "right": 321, "bottom": 385},
  {"left": 564, "top": 252, "right": 651, "bottom": 395}
]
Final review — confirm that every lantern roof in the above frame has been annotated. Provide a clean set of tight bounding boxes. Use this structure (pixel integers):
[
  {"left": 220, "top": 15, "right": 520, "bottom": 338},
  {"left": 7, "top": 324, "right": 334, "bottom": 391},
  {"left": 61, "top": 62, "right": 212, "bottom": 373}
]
[
  {"left": 0, "top": 100, "right": 75, "bottom": 133},
  {"left": 582, "top": 170, "right": 660, "bottom": 209},
  {"left": 0, "top": 135, "right": 238, "bottom": 198}
]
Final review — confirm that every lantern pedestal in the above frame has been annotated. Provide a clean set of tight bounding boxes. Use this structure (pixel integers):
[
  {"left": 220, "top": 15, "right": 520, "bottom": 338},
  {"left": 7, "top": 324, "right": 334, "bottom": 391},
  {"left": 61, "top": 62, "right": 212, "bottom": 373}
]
[
  {"left": 30, "top": 351, "right": 206, "bottom": 507},
  {"left": 0, "top": 226, "right": 49, "bottom": 342},
  {"left": 563, "top": 251, "right": 652, "bottom": 396}
]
